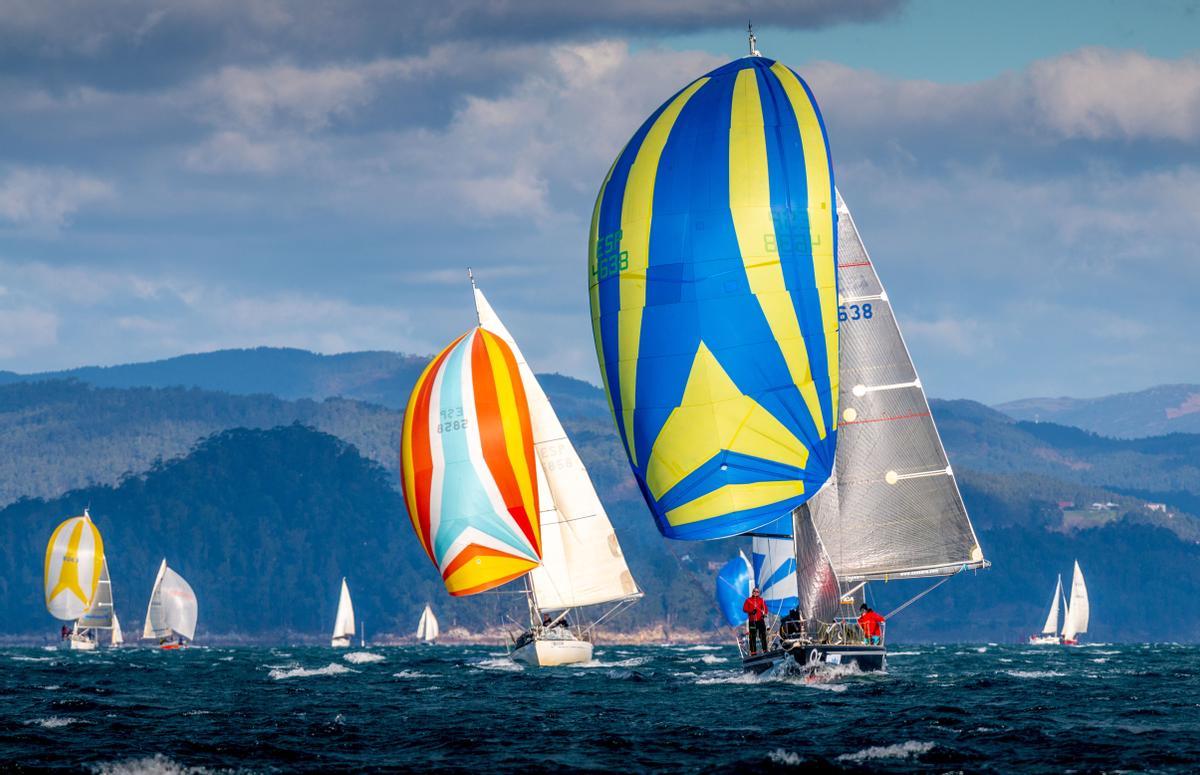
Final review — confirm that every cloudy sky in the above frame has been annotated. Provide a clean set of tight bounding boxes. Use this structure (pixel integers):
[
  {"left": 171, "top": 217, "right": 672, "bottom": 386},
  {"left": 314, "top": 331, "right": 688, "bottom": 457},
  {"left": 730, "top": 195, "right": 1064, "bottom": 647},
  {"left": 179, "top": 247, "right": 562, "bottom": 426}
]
[{"left": 1, "top": 0, "right": 1197, "bottom": 403}]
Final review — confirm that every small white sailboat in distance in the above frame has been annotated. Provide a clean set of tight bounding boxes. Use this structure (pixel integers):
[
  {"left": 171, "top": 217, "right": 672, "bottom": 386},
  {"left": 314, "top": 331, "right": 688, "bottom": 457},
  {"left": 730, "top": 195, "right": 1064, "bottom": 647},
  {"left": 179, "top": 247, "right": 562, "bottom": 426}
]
[
  {"left": 142, "top": 559, "right": 197, "bottom": 649},
  {"left": 331, "top": 578, "right": 355, "bottom": 648},
  {"left": 1030, "top": 574, "right": 1065, "bottom": 645},
  {"left": 111, "top": 612, "right": 124, "bottom": 647},
  {"left": 416, "top": 604, "right": 439, "bottom": 645},
  {"left": 1030, "top": 560, "right": 1088, "bottom": 645}
]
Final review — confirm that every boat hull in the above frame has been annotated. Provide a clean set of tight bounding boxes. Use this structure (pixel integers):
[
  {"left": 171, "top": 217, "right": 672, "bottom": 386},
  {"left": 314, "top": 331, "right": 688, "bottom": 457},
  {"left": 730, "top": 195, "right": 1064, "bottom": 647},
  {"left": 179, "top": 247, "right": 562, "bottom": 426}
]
[
  {"left": 510, "top": 637, "right": 594, "bottom": 667},
  {"left": 743, "top": 644, "right": 886, "bottom": 674},
  {"left": 331, "top": 636, "right": 351, "bottom": 648},
  {"left": 1029, "top": 635, "right": 1062, "bottom": 645},
  {"left": 65, "top": 637, "right": 97, "bottom": 651}
]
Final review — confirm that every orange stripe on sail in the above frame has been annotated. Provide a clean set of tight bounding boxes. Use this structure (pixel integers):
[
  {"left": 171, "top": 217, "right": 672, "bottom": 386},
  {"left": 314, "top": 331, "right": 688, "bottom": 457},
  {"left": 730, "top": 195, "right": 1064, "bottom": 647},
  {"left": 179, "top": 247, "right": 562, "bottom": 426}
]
[{"left": 470, "top": 330, "right": 539, "bottom": 554}]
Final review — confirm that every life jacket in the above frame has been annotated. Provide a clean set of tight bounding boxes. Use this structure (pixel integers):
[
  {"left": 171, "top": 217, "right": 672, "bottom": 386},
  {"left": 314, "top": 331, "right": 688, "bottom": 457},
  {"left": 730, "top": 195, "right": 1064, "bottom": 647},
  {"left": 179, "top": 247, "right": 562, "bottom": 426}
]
[
  {"left": 858, "top": 610, "right": 885, "bottom": 637},
  {"left": 743, "top": 596, "right": 768, "bottom": 622}
]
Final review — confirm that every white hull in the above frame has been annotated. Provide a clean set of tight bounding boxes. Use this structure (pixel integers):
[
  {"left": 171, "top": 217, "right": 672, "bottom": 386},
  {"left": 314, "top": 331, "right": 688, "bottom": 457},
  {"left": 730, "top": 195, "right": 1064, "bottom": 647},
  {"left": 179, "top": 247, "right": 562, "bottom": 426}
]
[
  {"left": 65, "top": 636, "right": 97, "bottom": 651},
  {"left": 331, "top": 636, "right": 351, "bottom": 648},
  {"left": 1029, "top": 635, "right": 1061, "bottom": 645},
  {"left": 510, "top": 637, "right": 593, "bottom": 667}
]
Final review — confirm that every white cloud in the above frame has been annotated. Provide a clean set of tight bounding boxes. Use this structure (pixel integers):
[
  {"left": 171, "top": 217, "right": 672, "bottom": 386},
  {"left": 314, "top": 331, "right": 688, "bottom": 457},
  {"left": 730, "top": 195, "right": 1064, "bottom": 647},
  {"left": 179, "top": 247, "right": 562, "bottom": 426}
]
[{"left": 0, "top": 168, "right": 113, "bottom": 228}]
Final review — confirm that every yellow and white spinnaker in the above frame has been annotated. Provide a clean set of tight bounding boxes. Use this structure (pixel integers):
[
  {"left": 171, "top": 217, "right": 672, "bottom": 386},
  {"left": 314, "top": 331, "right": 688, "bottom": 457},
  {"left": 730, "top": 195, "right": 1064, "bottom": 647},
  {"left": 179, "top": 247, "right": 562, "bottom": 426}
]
[{"left": 44, "top": 511, "right": 105, "bottom": 622}]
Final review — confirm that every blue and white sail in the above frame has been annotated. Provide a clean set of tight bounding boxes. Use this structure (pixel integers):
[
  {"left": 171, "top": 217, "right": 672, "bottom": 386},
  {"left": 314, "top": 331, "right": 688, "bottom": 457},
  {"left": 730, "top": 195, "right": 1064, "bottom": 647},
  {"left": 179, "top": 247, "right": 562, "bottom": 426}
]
[
  {"left": 751, "top": 537, "right": 798, "bottom": 616},
  {"left": 714, "top": 551, "right": 753, "bottom": 627}
]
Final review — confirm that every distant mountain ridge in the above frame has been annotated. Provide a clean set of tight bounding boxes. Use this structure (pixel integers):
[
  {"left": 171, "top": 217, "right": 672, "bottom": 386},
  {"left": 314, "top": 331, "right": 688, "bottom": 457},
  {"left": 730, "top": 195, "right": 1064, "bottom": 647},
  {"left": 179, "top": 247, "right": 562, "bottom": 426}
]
[{"left": 996, "top": 384, "right": 1200, "bottom": 438}]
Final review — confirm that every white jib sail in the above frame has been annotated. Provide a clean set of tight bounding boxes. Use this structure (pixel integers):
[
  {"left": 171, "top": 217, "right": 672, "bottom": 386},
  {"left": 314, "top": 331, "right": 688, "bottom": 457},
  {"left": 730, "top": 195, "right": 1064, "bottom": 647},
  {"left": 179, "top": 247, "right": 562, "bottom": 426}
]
[
  {"left": 473, "top": 285, "right": 640, "bottom": 611},
  {"left": 751, "top": 536, "right": 797, "bottom": 612},
  {"left": 142, "top": 559, "right": 198, "bottom": 641},
  {"left": 112, "top": 612, "right": 124, "bottom": 645},
  {"left": 416, "top": 605, "right": 439, "bottom": 641},
  {"left": 1061, "top": 561, "right": 1089, "bottom": 639},
  {"left": 805, "top": 191, "right": 987, "bottom": 582},
  {"left": 1042, "top": 575, "right": 1063, "bottom": 635},
  {"left": 78, "top": 557, "right": 115, "bottom": 630},
  {"left": 332, "top": 579, "right": 356, "bottom": 643}
]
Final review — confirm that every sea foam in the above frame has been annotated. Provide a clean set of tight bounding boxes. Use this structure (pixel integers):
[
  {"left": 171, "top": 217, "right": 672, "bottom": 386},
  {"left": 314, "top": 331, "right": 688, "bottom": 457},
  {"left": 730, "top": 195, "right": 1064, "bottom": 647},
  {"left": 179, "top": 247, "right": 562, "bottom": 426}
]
[
  {"left": 268, "top": 663, "right": 356, "bottom": 680},
  {"left": 342, "top": 651, "right": 384, "bottom": 665},
  {"left": 838, "top": 740, "right": 934, "bottom": 763}
]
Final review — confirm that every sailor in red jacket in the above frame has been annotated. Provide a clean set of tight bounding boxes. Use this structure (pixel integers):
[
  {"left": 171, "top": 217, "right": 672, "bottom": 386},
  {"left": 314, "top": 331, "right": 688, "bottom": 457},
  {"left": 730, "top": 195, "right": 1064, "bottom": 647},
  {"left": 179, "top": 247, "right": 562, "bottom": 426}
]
[
  {"left": 743, "top": 588, "right": 769, "bottom": 655},
  {"left": 858, "top": 604, "right": 886, "bottom": 645}
]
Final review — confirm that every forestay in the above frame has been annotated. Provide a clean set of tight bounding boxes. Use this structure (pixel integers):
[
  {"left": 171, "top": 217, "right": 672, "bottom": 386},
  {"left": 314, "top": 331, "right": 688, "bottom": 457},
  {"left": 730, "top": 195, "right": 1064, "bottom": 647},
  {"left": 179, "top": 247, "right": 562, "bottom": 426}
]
[
  {"left": 589, "top": 56, "right": 840, "bottom": 541},
  {"left": 805, "top": 192, "right": 986, "bottom": 581},
  {"left": 474, "top": 287, "right": 640, "bottom": 611},
  {"left": 142, "top": 559, "right": 198, "bottom": 641},
  {"left": 1062, "top": 561, "right": 1089, "bottom": 640}
]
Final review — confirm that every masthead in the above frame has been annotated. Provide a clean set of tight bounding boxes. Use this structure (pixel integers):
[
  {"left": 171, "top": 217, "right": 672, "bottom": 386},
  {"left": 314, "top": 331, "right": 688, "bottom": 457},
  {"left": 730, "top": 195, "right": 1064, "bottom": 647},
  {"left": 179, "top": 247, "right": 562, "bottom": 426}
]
[{"left": 748, "top": 21, "right": 761, "bottom": 57}]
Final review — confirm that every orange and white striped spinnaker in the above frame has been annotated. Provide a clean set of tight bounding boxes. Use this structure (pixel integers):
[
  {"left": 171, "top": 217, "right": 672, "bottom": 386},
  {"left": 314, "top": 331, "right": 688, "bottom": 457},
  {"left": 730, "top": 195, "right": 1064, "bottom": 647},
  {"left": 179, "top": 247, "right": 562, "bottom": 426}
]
[
  {"left": 400, "top": 328, "right": 542, "bottom": 596},
  {"left": 44, "top": 511, "right": 105, "bottom": 621}
]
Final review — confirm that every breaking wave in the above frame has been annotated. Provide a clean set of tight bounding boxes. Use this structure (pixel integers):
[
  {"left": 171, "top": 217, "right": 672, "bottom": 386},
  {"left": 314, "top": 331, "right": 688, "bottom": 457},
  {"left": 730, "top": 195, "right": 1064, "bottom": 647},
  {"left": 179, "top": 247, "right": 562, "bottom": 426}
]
[
  {"left": 837, "top": 740, "right": 934, "bottom": 763},
  {"left": 342, "top": 651, "right": 384, "bottom": 665},
  {"left": 268, "top": 663, "right": 356, "bottom": 680}
]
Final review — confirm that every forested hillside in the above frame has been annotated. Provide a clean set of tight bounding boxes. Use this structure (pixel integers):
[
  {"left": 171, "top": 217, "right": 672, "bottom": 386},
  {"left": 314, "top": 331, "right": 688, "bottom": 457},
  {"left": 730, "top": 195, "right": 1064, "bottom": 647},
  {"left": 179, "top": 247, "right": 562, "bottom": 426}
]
[
  {"left": 5, "top": 350, "right": 1200, "bottom": 642},
  {"left": 996, "top": 384, "right": 1200, "bottom": 438}
]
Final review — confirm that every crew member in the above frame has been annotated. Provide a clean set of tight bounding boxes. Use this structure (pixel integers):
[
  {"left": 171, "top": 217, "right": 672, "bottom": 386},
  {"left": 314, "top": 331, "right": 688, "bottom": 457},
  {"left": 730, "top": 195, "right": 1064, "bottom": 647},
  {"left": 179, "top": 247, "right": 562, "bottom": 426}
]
[
  {"left": 858, "top": 604, "right": 885, "bottom": 645},
  {"left": 743, "top": 587, "right": 769, "bottom": 655}
]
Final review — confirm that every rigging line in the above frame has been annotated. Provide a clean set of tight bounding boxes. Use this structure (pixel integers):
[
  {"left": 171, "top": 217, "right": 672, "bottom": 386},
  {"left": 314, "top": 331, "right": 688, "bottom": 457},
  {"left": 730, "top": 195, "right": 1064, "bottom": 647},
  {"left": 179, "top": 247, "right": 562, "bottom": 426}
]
[{"left": 882, "top": 567, "right": 962, "bottom": 620}]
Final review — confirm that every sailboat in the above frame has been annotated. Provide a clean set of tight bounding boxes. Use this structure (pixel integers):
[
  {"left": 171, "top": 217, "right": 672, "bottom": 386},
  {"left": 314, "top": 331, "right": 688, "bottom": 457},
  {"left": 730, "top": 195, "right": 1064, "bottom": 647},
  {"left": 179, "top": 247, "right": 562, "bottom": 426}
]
[
  {"left": 416, "top": 604, "right": 439, "bottom": 645},
  {"left": 472, "top": 284, "right": 642, "bottom": 667},
  {"left": 141, "top": 559, "right": 197, "bottom": 649},
  {"left": 399, "top": 280, "right": 641, "bottom": 668},
  {"left": 111, "top": 612, "right": 125, "bottom": 647},
  {"left": 589, "top": 45, "right": 986, "bottom": 675},
  {"left": 331, "top": 578, "right": 355, "bottom": 648},
  {"left": 1030, "top": 574, "right": 1066, "bottom": 645},
  {"left": 44, "top": 510, "right": 114, "bottom": 650},
  {"left": 1031, "top": 561, "right": 1089, "bottom": 645}
]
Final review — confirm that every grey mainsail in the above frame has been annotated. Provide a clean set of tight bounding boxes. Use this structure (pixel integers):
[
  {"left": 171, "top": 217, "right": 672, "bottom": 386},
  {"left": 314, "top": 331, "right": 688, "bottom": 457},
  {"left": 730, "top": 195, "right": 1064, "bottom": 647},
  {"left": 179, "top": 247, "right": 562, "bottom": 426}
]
[{"left": 803, "top": 191, "right": 987, "bottom": 583}]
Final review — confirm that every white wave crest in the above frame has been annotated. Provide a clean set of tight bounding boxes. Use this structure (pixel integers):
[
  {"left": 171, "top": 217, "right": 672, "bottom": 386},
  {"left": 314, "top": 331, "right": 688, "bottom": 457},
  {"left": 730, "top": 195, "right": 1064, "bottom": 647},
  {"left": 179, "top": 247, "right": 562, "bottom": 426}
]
[
  {"left": 1004, "top": 670, "right": 1066, "bottom": 679},
  {"left": 673, "top": 645, "right": 722, "bottom": 651},
  {"left": 693, "top": 654, "right": 728, "bottom": 664},
  {"left": 11, "top": 655, "right": 53, "bottom": 662},
  {"left": 342, "top": 651, "right": 384, "bottom": 665},
  {"left": 838, "top": 740, "right": 934, "bottom": 763},
  {"left": 886, "top": 651, "right": 921, "bottom": 656},
  {"left": 473, "top": 657, "right": 523, "bottom": 672},
  {"left": 577, "top": 656, "right": 649, "bottom": 669},
  {"left": 268, "top": 663, "right": 357, "bottom": 680},
  {"left": 93, "top": 754, "right": 212, "bottom": 775},
  {"left": 769, "top": 749, "right": 803, "bottom": 765},
  {"left": 26, "top": 716, "right": 86, "bottom": 729},
  {"left": 392, "top": 670, "right": 432, "bottom": 679}
]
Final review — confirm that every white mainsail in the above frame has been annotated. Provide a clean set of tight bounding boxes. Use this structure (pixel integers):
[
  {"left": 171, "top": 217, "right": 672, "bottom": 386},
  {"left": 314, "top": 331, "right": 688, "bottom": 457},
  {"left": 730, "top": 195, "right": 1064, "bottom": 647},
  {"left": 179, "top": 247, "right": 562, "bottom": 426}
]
[
  {"left": 1061, "top": 561, "right": 1089, "bottom": 640},
  {"left": 111, "top": 612, "right": 124, "bottom": 646},
  {"left": 77, "top": 557, "right": 115, "bottom": 630},
  {"left": 1041, "top": 575, "right": 1063, "bottom": 635},
  {"left": 472, "top": 285, "right": 641, "bottom": 612},
  {"left": 416, "top": 604, "right": 440, "bottom": 642},
  {"left": 803, "top": 191, "right": 987, "bottom": 583},
  {"left": 141, "top": 559, "right": 198, "bottom": 641},
  {"left": 332, "top": 578, "right": 355, "bottom": 646}
]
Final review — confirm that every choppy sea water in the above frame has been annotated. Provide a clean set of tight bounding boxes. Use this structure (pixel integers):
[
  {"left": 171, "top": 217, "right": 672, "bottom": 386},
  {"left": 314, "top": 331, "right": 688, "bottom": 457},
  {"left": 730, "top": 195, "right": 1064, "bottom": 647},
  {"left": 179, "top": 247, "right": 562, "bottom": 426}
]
[{"left": 2, "top": 643, "right": 1197, "bottom": 772}]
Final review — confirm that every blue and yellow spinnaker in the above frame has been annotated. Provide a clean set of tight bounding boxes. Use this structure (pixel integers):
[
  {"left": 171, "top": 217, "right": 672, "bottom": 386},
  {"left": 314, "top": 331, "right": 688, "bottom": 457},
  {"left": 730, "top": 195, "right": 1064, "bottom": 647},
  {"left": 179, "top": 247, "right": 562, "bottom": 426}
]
[{"left": 589, "top": 56, "right": 839, "bottom": 540}]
